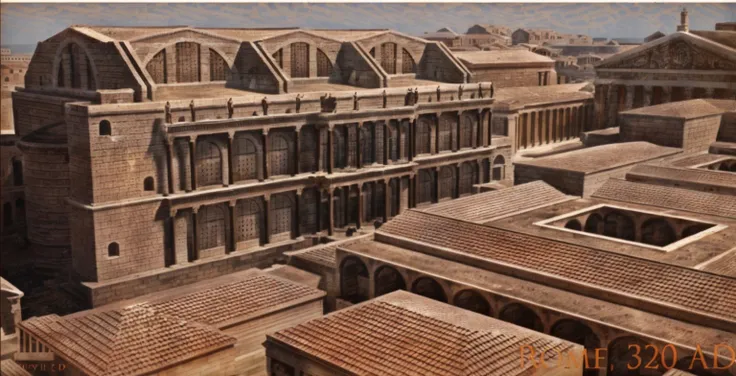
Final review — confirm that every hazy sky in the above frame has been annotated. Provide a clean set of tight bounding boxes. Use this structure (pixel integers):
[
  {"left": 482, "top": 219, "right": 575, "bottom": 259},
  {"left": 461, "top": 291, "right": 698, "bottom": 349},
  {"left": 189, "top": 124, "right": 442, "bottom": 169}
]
[{"left": 1, "top": 3, "right": 734, "bottom": 46}]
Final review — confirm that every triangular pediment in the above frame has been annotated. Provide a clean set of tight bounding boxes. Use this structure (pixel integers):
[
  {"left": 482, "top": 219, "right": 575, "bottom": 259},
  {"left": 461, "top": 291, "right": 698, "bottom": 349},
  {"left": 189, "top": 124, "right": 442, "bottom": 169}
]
[
  {"left": 596, "top": 32, "right": 736, "bottom": 71},
  {"left": 130, "top": 28, "right": 240, "bottom": 45}
]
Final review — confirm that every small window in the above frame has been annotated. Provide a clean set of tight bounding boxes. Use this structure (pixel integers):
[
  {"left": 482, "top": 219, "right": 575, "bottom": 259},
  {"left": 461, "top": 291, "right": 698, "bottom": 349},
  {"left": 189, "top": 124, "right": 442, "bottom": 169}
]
[
  {"left": 99, "top": 120, "right": 111, "bottom": 136},
  {"left": 143, "top": 176, "right": 155, "bottom": 191},
  {"left": 108, "top": 242, "right": 120, "bottom": 257}
]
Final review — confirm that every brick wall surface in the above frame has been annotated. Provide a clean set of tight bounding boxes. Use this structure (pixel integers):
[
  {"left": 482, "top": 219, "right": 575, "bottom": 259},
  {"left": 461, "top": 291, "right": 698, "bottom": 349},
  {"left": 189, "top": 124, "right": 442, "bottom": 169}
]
[
  {"left": 417, "top": 43, "right": 465, "bottom": 83},
  {"left": 514, "top": 164, "right": 585, "bottom": 196},
  {"left": 682, "top": 116, "right": 721, "bottom": 153},
  {"left": 620, "top": 116, "right": 684, "bottom": 148},
  {"left": 467, "top": 66, "right": 555, "bottom": 88},
  {"left": 718, "top": 112, "right": 736, "bottom": 142}
]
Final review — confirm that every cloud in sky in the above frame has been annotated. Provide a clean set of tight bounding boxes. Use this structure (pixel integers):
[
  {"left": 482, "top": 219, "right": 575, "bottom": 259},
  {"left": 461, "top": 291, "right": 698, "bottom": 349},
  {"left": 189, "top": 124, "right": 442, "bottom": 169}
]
[{"left": 1, "top": 3, "right": 734, "bottom": 45}]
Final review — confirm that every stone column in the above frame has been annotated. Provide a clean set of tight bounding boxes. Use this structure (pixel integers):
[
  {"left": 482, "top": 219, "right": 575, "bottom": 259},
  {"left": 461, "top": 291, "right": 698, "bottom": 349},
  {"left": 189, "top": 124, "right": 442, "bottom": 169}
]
[
  {"left": 383, "top": 122, "right": 390, "bottom": 164},
  {"left": 433, "top": 167, "right": 440, "bottom": 203},
  {"left": 316, "top": 127, "right": 323, "bottom": 172},
  {"left": 397, "top": 121, "right": 403, "bottom": 162},
  {"left": 643, "top": 86, "right": 653, "bottom": 107},
  {"left": 413, "top": 174, "right": 419, "bottom": 207},
  {"left": 409, "top": 119, "right": 416, "bottom": 161},
  {"left": 326, "top": 190, "right": 334, "bottom": 236},
  {"left": 228, "top": 201, "right": 236, "bottom": 253},
  {"left": 262, "top": 130, "right": 269, "bottom": 180},
  {"left": 294, "top": 189, "right": 301, "bottom": 238},
  {"left": 434, "top": 115, "right": 440, "bottom": 154},
  {"left": 189, "top": 136, "right": 197, "bottom": 191},
  {"left": 356, "top": 123, "right": 362, "bottom": 169},
  {"left": 293, "top": 127, "right": 300, "bottom": 176},
  {"left": 606, "top": 85, "right": 617, "bottom": 128},
  {"left": 226, "top": 132, "right": 234, "bottom": 186},
  {"left": 383, "top": 179, "right": 390, "bottom": 222},
  {"left": 328, "top": 127, "right": 334, "bottom": 174},
  {"left": 477, "top": 159, "right": 485, "bottom": 185},
  {"left": 662, "top": 86, "right": 672, "bottom": 104},
  {"left": 624, "top": 86, "right": 635, "bottom": 112},
  {"left": 191, "top": 207, "right": 199, "bottom": 261},
  {"left": 525, "top": 112, "right": 532, "bottom": 148},
  {"left": 164, "top": 138, "right": 174, "bottom": 196},
  {"left": 263, "top": 195, "right": 271, "bottom": 244},
  {"left": 356, "top": 184, "right": 363, "bottom": 229}
]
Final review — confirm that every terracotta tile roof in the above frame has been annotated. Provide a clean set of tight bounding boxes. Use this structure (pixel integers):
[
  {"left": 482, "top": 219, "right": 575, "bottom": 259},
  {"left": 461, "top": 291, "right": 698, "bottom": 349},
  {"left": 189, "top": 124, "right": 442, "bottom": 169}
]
[
  {"left": 621, "top": 99, "right": 736, "bottom": 119},
  {"left": 270, "top": 293, "right": 576, "bottom": 376},
  {"left": 421, "top": 181, "right": 573, "bottom": 223},
  {"left": 592, "top": 178, "right": 736, "bottom": 218},
  {"left": 454, "top": 50, "right": 553, "bottom": 65},
  {"left": 514, "top": 142, "right": 680, "bottom": 174},
  {"left": 150, "top": 273, "right": 324, "bottom": 326},
  {"left": 18, "top": 305, "right": 235, "bottom": 376},
  {"left": 627, "top": 164, "right": 736, "bottom": 191},
  {"left": 289, "top": 243, "right": 339, "bottom": 268},
  {"left": 0, "top": 359, "right": 31, "bottom": 376},
  {"left": 667, "top": 153, "right": 726, "bottom": 168},
  {"left": 377, "top": 210, "right": 736, "bottom": 323}
]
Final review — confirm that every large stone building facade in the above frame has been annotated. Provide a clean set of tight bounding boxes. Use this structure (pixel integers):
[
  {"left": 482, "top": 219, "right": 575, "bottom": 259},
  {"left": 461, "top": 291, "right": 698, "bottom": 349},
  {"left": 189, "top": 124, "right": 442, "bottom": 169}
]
[
  {"left": 594, "top": 13, "right": 736, "bottom": 129},
  {"left": 6, "top": 25, "right": 595, "bottom": 312}
]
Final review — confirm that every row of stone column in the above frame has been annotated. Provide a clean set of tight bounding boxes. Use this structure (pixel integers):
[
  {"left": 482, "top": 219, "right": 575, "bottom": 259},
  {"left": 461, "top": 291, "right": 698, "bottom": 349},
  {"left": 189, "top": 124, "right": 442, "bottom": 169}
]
[{"left": 515, "top": 104, "right": 593, "bottom": 150}]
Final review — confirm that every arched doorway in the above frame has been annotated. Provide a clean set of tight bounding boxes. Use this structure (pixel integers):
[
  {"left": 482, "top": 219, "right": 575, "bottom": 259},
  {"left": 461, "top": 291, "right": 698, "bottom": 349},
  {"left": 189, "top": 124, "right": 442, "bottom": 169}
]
[
  {"left": 438, "top": 166, "right": 456, "bottom": 200},
  {"left": 603, "top": 211, "right": 635, "bottom": 241},
  {"left": 233, "top": 134, "right": 260, "bottom": 182},
  {"left": 270, "top": 192, "right": 294, "bottom": 240},
  {"left": 236, "top": 198, "right": 264, "bottom": 248},
  {"left": 584, "top": 213, "right": 603, "bottom": 234},
  {"left": 607, "top": 336, "right": 663, "bottom": 376},
  {"left": 411, "top": 277, "right": 447, "bottom": 303},
  {"left": 492, "top": 155, "right": 505, "bottom": 181},
  {"left": 269, "top": 134, "right": 292, "bottom": 176},
  {"left": 459, "top": 162, "right": 476, "bottom": 196},
  {"left": 453, "top": 290, "right": 491, "bottom": 315},
  {"left": 460, "top": 114, "right": 475, "bottom": 149},
  {"left": 197, "top": 205, "right": 227, "bottom": 252},
  {"left": 416, "top": 119, "right": 431, "bottom": 155},
  {"left": 340, "top": 257, "right": 369, "bottom": 303},
  {"left": 499, "top": 303, "right": 543, "bottom": 332},
  {"left": 438, "top": 114, "right": 455, "bottom": 152},
  {"left": 361, "top": 123, "right": 374, "bottom": 165},
  {"left": 374, "top": 265, "right": 406, "bottom": 297},
  {"left": 418, "top": 169, "right": 434, "bottom": 205}
]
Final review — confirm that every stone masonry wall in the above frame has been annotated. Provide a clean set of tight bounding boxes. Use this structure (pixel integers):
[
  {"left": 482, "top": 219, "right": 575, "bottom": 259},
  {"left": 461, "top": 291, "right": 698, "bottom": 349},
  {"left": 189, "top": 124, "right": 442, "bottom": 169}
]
[
  {"left": 514, "top": 164, "right": 585, "bottom": 196},
  {"left": 69, "top": 204, "right": 97, "bottom": 281},
  {"left": 11, "top": 91, "right": 73, "bottom": 138},
  {"left": 467, "top": 65, "right": 555, "bottom": 88},
  {"left": 336, "top": 43, "right": 382, "bottom": 88},
  {"left": 682, "top": 115, "right": 722, "bottom": 153},
  {"left": 620, "top": 116, "right": 684, "bottom": 148},
  {"left": 417, "top": 43, "right": 465, "bottom": 83},
  {"left": 717, "top": 112, "right": 736, "bottom": 142}
]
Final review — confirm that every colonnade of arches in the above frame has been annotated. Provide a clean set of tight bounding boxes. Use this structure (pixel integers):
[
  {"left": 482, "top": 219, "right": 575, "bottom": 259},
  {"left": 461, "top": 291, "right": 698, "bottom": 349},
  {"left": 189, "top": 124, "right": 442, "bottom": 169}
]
[
  {"left": 339, "top": 257, "right": 733, "bottom": 376},
  {"left": 563, "top": 207, "right": 714, "bottom": 248}
]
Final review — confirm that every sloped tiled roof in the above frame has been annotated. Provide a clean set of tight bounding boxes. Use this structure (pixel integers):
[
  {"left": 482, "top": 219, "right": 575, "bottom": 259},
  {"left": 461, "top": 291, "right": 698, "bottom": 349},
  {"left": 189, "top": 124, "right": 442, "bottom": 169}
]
[
  {"left": 421, "top": 181, "right": 573, "bottom": 223},
  {"left": 698, "top": 249, "right": 736, "bottom": 278},
  {"left": 19, "top": 305, "right": 236, "bottom": 376},
  {"left": 377, "top": 210, "right": 736, "bottom": 322},
  {"left": 592, "top": 178, "right": 736, "bottom": 219},
  {"left": 150, "top": 273, "right": 324, "bottom": 326},
  {"left": 0, "top": 359, "right": 31, "bottom": 376},
  {"left": 627, "top": 164, "right": 736, "bottom": 191},
  {"left": 269, "top": 292, "right": 576, "bottom": 376},
  {"left": 514, "top": 142, "right": 680, "bottom": 174},
  {"left": 621, "top": 99, "right": 736, "bottom": 120}
]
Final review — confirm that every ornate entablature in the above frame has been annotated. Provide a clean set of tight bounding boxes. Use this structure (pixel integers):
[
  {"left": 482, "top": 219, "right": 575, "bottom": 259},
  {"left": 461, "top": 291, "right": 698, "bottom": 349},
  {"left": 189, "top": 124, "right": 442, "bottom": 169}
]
[{"left": 597, "top": 32, "right": 736, "bottom": 72}]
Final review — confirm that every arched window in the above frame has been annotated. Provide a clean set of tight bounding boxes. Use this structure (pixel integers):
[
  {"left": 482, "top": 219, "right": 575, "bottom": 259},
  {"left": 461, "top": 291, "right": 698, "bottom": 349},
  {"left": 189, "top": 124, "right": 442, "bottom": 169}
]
[
  {"left": 379, "top": 42, "right": 397, "bottom": 74},
  {"left": 316, "top": 49, "right": 333, "bottom": 77},
  {"left": 361, "top": 123, "right": 374, "bottom": 165},
  {"left": 438, "top": 166, "right": 455, "bottom": 200},
  {"left": 269, "top": 134, "right": 291, "bottom": 176},
  {"left": 416, "top": 119, "right": 431, "bottom": 155},
  {"left": 198, "top": 205, "right": 227, "bottom": 251},
  {"left": 299, "top": 126, "right": 318, "bottom": 173},
  {"left": 492, "top": 155, "right": 505, "bottom": 181},
  {"left": 270, "top": 192, "right": 293, "bottom": 237},
  {"left": 418, "top": 169, "right": 434, "bottom": 204},
  {"left": 108, "top": 242, "right": 120, "bottom": 257},
  {"left": 146, "top": 49, "right": 167, "bottom": 84},
  {"left": 565, "top": 219, "right": 582, "bottom": 231},
  {"left": 290, "top": 42, "right": 310, "bottom": 78},
  {"left": 12, "top": 159, "right": 23, "bottom": 186},
  {"left": 299, "top": 188, "right": 319, "bottom": 234},
  {"left": 460, "top": 114, "right": 475, "bottom": 149},
  {"left": 56, "top": 43, "right": 95, "bottom": 90},
  {"left": 196, "top": 141, "right": 223, "bottom": 186},
  {"left": 209, "top": 49, "right": 229, "bottom": 81},
  {"left": 99, "top": 120, "right": 111, "bottom": 136},
  {"left": 459, "top": 162, "right": 475, "bottom": 196},
  {"left": 340, "top": 257, "right": 369, "bottom": 303},
  {"left": 333, "top": 127, "right": 347, "bottom": 169},
  {"left": 603, "top": 211, "right": 635, "bottom": 241},
  {"left": 236, "top": 198, "right": 263, "bottom": 246},
  {"left": 176, "top": 42, "right": 201, "bottom": 83},
  {"left": 143, "top": 177, "right": 155, "bottom": 191},
  {"left": 438, "top": 114, "right": 454, "bottom": 152},
  {"left": 233, "top": 134, "right": 260, "bottom": 182},
  {"left": 550, "top": 320, "right": 601, "bottom": 376},
  {"left": 499, "top": 303, "right": 543, "bottom": 332},
  {"left": 401, "top": 49, "right": 415, "bottom": 74}
]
